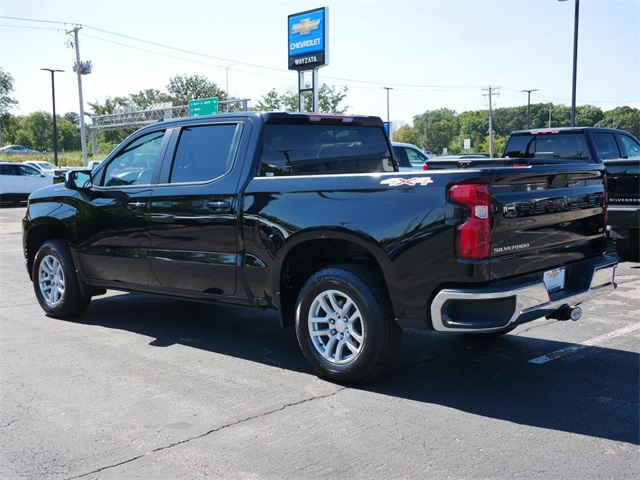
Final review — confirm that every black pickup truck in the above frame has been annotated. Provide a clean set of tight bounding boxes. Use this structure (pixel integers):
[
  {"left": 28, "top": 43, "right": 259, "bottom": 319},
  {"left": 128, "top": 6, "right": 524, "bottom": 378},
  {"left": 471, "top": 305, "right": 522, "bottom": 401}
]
[
  {"left": 504, "top": 127, "right": 640, "bottom": 261},
  {"left": 23, "top": 113, "right": 617, "bottom": 382}
]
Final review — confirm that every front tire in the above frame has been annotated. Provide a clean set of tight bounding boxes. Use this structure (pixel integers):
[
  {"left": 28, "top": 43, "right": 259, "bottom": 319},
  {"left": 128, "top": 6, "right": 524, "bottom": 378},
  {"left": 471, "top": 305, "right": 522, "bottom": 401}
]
[
  {"left": 295, "top": 265, "right": 402, "bottom": 383},
  {"left": 32, "top": 239, "right": 91, "bottom": 317}
]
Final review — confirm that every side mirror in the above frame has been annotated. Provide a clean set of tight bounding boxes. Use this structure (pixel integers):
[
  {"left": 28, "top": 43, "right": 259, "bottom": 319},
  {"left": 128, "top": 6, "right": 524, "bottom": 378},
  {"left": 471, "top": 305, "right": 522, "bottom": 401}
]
[{"left": 65, "top": 169, "right": 93, "bottom": 190}]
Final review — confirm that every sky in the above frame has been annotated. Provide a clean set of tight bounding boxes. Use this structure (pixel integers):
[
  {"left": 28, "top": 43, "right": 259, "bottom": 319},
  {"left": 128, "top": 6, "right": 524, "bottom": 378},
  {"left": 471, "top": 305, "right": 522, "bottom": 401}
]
[{"left": 0, "top": 0, "right": 639, "bottom": 128}]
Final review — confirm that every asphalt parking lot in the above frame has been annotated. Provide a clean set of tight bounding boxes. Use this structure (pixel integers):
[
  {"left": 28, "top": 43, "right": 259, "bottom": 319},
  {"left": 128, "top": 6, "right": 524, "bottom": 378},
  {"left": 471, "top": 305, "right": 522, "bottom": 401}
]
[{"left": 1, "top": 203, "right": 638, "bottom": 479}]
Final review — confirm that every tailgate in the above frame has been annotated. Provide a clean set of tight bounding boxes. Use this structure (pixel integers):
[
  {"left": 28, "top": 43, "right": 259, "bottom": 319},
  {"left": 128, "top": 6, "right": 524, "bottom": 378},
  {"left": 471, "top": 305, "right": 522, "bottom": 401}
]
[
  {"left": 604, "top": 159, "right": 640, "bottom": 209},
  {"left": 488, "top": 164, "right": 606, "bottom": 279}
]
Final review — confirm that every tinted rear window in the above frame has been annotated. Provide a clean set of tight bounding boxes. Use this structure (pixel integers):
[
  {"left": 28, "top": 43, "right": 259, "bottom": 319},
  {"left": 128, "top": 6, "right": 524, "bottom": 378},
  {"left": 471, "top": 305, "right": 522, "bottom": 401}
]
[
  {"left": 504, "top": 133, "right": 592, "bottom": 160},
  {"left": 260, "top": 124, "right": 394, "bottom": 176}
]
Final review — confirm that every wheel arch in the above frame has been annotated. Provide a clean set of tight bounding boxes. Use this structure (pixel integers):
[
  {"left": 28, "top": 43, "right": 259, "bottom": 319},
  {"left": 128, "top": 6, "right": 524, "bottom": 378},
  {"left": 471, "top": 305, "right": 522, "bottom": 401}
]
[
  {"left": 24, "top": 219, "right": 68, "bottom": 280},
  {"left": 271, "top": 227, "right": 402, "bottom": 328}
]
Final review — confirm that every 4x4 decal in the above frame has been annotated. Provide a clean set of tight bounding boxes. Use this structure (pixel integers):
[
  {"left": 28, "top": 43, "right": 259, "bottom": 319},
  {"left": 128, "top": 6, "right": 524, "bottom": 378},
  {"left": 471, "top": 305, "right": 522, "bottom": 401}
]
[{"left": 380, "top": 177, "right": 433, "bottom": 187}]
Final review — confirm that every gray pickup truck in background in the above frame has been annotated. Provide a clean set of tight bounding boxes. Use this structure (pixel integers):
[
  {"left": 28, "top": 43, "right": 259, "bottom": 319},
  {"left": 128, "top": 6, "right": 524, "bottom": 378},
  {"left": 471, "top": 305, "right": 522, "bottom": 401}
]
[{"left": 504, "top": 127, "right": 640, "bottom": 262}]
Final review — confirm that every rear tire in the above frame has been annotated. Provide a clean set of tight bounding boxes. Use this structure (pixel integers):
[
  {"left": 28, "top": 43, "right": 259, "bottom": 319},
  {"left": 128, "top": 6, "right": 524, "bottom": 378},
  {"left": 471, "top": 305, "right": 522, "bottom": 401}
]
[
  {"left": 295, "top": 265, "right": 402, "bottom": 383},
  {"left": 32, "top": 239, "right": 91, "bottom": 318}
]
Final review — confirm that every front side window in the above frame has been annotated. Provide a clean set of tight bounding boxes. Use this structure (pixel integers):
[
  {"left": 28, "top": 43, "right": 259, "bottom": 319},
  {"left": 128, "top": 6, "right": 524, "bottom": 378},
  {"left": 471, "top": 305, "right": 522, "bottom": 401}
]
[
  {"left": 101, "top": 130, "right": 165, "bottom": 187},
  {"left": 620, "top": 134, "right": 640, "bottom": 159},
  {"left": 260, "top": 124, "right": 394, "bottom": 177},
  {"left": 19, "top": 165, "right": 41, "bottom": 177},
  {"left": 169, "top": 124, "right": 238, "bottom": 184},
  {"left": 405, "top": 147, "right": 428, "bottom": 167}
]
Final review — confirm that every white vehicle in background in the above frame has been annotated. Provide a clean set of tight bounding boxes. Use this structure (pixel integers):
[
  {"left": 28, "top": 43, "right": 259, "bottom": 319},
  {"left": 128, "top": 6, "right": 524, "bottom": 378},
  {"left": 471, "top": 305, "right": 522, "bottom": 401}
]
[
  {"left": 0, "top": 162, "right": 53, "bottom": 202},
  {"left": 22, "top": 160, "right": 67, "bottom": 179}
]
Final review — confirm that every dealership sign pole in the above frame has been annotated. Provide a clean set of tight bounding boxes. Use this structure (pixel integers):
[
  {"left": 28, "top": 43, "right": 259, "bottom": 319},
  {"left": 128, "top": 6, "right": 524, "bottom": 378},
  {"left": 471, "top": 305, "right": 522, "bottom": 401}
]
[{"left": 288, "top": 7, "right": 328, "bottom": 113}]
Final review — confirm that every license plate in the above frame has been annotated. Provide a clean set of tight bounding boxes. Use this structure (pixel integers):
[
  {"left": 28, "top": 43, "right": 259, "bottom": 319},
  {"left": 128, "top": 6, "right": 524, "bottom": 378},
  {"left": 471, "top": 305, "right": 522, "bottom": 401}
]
[{"left": 543, "top": 267, "right": 565, "bottom": 293}]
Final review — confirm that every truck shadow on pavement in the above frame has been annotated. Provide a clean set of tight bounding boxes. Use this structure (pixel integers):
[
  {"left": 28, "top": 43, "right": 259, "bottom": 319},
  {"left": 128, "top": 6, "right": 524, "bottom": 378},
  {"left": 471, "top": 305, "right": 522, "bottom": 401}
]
[{"left": 80, "top": 292, "right": 639, "bottom": 446}]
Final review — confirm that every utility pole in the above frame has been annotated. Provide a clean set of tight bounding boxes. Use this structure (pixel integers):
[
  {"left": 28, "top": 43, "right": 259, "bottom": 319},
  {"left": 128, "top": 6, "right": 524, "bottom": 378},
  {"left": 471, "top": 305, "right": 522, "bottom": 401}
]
[
  {"left": 67, "top": 26, "right": 91, "bottom": 166},
  {"left": 482, "top": 86, "right": 499, "bottom": 157},
  {"left": 225, "top": 63, "right": 237, "bottom": 112},
  {"left": 521, "top": 89, "right": 539, "bottom": 129},
  {"left": 383, "top": 87, "right": 393, "bottom": 122},
  {"left": 40, "top": 68, "right": 64, "bottom": 166},
  {"left": 559, "top": 0, "right": 580, "bottom": 126}
]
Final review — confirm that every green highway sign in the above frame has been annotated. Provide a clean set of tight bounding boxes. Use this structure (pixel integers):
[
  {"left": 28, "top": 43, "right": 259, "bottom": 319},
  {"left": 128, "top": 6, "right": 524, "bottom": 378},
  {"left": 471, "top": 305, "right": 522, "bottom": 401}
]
[{"left": 189, "top": 97, "right": 219, "bottom": 117}]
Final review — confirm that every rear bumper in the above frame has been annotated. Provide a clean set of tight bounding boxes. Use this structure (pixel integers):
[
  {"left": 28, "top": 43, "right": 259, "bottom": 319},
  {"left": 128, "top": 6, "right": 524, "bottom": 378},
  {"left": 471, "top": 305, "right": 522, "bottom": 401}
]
[
  {"left": 430, "top": 255, "right": 617, "bottom": 333},
  {"left": 607, "top": 206, "right": 639, "bottom": 238}
]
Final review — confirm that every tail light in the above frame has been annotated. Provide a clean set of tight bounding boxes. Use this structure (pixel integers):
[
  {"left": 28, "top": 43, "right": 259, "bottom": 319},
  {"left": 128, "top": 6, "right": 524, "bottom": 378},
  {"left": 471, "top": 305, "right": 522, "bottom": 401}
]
[{"left": 449, "top": 183, "right": 491, "bottom": 260}]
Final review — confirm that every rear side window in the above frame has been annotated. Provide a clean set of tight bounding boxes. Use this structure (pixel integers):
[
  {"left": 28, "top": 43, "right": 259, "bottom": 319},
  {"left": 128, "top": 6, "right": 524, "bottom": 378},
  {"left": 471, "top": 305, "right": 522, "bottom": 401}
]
[
  {"left": 170, "top": 124, "right": 238, "bottom": 183},
  {"left": 593, "top": 133, "right": 621, "bottom": 160},
  {"left": 260, "top": 124, "right": 394, "bottom": 176},
  {"left": 504, "top": 133, "right": 592, "bottom": 160},
  {"left": 0, "top": 164, "right": 19, "bottom": 175}
]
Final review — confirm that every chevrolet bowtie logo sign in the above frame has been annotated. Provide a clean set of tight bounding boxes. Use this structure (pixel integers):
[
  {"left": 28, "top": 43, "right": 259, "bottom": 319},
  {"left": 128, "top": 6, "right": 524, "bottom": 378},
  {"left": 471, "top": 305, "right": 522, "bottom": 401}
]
[{"left": 291, "top": 18, "right": 321, "bottom": 35}]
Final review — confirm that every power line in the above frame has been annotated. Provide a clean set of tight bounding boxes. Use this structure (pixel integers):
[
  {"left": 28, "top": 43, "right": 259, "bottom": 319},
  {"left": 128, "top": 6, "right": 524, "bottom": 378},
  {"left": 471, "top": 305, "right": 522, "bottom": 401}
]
[
  {"left": 0, "top": 15, "right": 69, "bottom": 25},
  {"left": 1, "top": 15, "right": 485, "bottom": 92},
  {"left": 0, "top": 24, "right": 64, "bottom": 31}
]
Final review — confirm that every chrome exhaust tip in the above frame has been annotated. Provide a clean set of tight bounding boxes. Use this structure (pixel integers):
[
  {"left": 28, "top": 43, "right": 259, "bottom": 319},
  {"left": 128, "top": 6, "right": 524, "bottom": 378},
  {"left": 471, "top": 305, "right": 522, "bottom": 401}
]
[{"left": 546, "top": 305, "right": 582, "bottom": 321}]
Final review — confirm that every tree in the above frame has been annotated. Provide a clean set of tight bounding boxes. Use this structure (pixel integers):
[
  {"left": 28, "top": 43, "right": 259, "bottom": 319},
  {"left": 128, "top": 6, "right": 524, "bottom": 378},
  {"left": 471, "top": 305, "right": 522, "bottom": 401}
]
[
  {"left": 597, "top": 106, "right": 640, "bottom": 138},
  {"left": 457, "top": 110, "right": 488, "bottom": 152},
  {"left": 413, "top": 108, "right": 458, "bottom": 154},
  {"left": 255, "top": 88, "right": 282, "bottom": 111},
  {"left": 256, "top": 84, "right": 349, "bottom": 114},
  {"left": 11, "top": 111, "right": 50, "bottom": 151},
  {"left": 87, "top": 96, "right": 136, "bottom": 150},
  {"left": 0, "top": 68, "right": 18, "bottom": 144},
  {"left": 575, "top": 105, "right": 604, "bottom": 127},
  {"left": 129, "top": 89, "right": 172, "bottom": 110},
  {"left": 0, "top": 68, "right": 17, "bottom": 115},
  {"left": 478, "top": 132, "right": 507, "bottom": 157},
  {"left": 63, "top": 112, "right": 80, "bottom": 125},
  {"left": 166, "top": 74, "right": 227, "bottom": 106},
  {"left": 316, "top": 84, "right": 349, "bottom": 114},
  {"left": 392, "top": 124, "right": 419, "bottom": 145},
  {"left": 57, "top": 116, "right": 81, "bottom": 151}
]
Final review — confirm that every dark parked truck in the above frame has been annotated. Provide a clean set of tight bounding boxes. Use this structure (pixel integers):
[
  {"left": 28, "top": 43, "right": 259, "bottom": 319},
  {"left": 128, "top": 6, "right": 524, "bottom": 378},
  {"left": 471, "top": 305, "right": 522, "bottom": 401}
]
[
  {"left": 504, "top": 127, "right": 640, "bottom": 261},
  {"left": 23, "top": 113, "right": 617, "bottom": 382}
]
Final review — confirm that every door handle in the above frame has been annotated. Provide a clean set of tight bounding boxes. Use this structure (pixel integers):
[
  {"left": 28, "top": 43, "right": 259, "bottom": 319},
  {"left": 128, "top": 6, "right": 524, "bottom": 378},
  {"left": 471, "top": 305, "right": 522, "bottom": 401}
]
[
  {"left": 206, "top": 201, "right": 231, "bottom": 212},
  {"left": 127, "top": 201, "right": 147, "bottom": 212}
]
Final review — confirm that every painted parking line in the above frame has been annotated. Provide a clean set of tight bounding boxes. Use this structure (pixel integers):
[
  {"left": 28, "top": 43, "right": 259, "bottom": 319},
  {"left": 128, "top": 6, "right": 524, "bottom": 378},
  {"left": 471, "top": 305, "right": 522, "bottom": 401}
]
[{"left": 529, "top": 323, "right": 640, "bottom": 365}]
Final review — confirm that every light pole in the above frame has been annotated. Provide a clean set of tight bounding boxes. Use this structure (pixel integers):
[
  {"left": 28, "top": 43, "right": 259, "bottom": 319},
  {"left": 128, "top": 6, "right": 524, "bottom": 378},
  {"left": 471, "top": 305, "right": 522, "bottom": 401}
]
[
  {"left": 383, "top": 87, "right": 393, "bottom": 122},
  {"left": 40, "top": 68, "right": 64, "bottom": 166},
  {"left": 521, "top": 89, "right": 538, "bottom": 129},
  {"left": 225, "top": 63, "right": 237, "bottom": 112},
  {"left": 559, "top": 0, "right": 580, "bottom": 127}
]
